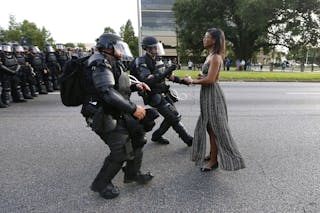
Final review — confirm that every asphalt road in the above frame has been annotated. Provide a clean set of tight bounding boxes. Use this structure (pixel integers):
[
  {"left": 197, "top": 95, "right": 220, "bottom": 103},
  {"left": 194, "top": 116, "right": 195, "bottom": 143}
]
[{"left": 1, "top": 82, "right": 320, "bottom": 213}]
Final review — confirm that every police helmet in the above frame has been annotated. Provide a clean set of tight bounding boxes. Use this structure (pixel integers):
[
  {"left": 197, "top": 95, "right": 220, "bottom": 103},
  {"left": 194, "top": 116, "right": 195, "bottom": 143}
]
[
  {"left": 23, "top": 45, "right": 29, "bottom": 51},
  {"left": 141, "top": 36, "right": 158, "bottom": 50},
  {"left": 96, "top": 33, "right": 133, "bottom": 59},
  {"left": 1, "top": 43, "right": 13, "bottom": 53},
  {"left": 142, "top": 36, "right": 165, "bottom": 56},
  {"left": 96, "top": 33, "right": 121, "bottom": 50},
  {"left": 29, "top": 45, "right": 40, "bottom": 54},
  {"left": 12, "top": 44, "right": 24, "bottom": 53},
  {"left": 44, "top": 44, "right": 55, "bottom": 53}
]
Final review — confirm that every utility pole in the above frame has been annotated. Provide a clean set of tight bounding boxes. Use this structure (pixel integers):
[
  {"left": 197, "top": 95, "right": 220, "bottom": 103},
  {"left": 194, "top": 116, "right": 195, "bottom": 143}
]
[{"left": 137, "top": 0, "right": 142, "bottom": 56}]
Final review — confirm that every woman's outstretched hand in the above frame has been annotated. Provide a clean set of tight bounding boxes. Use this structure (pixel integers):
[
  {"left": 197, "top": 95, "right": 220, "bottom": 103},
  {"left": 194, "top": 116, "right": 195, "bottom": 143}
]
[{"left": 183, "top": 75, "right": 194, "bottom": 84}]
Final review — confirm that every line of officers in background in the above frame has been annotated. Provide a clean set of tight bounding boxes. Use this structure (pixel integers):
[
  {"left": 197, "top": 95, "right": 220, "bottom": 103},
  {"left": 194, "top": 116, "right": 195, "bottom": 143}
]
[{"left": 0, "top": 43, "right": 86, "bottom": 108}]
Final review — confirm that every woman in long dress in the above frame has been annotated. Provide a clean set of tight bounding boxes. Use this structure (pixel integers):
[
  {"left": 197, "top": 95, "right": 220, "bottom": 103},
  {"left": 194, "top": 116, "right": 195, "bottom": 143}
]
[{"left": 187, "top": 28, "right": 245, "bottom": 172}]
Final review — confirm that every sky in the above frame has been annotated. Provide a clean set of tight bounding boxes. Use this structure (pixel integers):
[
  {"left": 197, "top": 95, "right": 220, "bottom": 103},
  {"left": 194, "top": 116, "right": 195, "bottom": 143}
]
[{"left": 0, "top": 0, "right": 139, "bottom": 44}]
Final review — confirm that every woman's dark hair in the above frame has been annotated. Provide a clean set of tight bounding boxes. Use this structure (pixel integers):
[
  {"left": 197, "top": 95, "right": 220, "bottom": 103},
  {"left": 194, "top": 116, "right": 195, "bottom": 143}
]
[{"left": 207, "top": 28, "right": 225, "bottom": 58}]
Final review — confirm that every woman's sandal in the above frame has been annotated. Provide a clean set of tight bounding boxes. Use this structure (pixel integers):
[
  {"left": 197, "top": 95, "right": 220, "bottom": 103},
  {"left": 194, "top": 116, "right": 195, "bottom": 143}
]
[{"left": 200, "top": 162, "right": 219, "bottom": 172}]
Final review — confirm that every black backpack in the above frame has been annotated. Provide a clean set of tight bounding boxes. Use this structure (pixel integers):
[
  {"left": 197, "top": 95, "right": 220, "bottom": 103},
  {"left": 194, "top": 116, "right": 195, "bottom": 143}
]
[{"left": 59, "top": 56, "right": 89, "bottom": 106}]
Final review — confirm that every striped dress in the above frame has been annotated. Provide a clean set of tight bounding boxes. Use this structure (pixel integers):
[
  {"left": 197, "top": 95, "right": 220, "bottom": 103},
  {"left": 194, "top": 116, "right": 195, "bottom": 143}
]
[{"left": 191, "top": 63, "right": 245, "bottom": 171}]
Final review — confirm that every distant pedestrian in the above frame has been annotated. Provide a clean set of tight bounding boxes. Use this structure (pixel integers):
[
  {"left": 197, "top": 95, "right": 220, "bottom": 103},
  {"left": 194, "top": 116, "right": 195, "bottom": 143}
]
[
  {"left": 185, "top": 28, "right": 246, "bottom": 172},
  {"left": 246, "top": 60, "right": 251, "bottom": 71},
  {"left": 225, "top": 58, "right": 231, "bottom": 71},
  {"left": 188, "top": 60, "right": 193, "bottom": 70},
  {"left": 236, "top": 59, "right": 240, "bottom": 70}
]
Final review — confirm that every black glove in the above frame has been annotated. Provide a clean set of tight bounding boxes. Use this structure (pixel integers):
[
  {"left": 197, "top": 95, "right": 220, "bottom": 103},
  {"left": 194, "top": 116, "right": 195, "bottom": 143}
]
[
  {"left": 164, "top": 64, "right": 177, "bottom": 77},
  {"left": 180, "top": 78, "right": 190, "bottom": 85},
  {"left": 150, "top": 64, "right": 177, "bottom": 83},
  {"left": 140, "top": 108, "right": 160, "bottom": 132}
]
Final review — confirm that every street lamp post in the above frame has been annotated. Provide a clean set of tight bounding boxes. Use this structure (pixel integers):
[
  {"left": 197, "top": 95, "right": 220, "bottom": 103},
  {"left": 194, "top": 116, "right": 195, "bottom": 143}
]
[{"left": 137, "top": 0, "right": 142, "bottom": 56}]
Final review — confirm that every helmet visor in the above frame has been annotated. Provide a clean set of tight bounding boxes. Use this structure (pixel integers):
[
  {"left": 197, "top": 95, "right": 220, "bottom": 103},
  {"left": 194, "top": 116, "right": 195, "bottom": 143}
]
[
  {"left": 114, "top": 41, "right": 134, "bottom": 61},
  {"left": 32, "top": 46, "right": 40, "bottom": 53},
  {"left": 2, "top": 45, "right": 12, "bottom": 52},
  {"left": 14, "top": 45, "right": 24, "bottom": 52},
  {"left": 47, "top": 46, "right": 55, "bottom": 52},
  {"left": 157, "top": 42, "right": 165, "bottom": 56}
]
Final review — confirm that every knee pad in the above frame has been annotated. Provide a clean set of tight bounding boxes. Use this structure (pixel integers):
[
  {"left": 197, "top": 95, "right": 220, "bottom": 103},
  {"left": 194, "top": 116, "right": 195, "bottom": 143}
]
[
  {"left": 109, "top": 143, "right": 127, "bottom": 163},
  {"left": 108, "top": 133, "right": 133, "bottom": 162},
  {"left": 158, "top": 103, "right": 181, "bottom": 124}
]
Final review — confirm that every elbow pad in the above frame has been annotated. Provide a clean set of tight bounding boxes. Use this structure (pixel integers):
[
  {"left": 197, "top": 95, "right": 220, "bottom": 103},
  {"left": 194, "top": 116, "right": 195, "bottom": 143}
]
[{"left": 92, "top": 63, "right": 115, "bottom": 93}]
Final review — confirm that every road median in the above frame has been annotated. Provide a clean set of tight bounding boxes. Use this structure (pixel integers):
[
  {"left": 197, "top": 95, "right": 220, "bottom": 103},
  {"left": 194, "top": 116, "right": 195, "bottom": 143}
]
[{"left": 175, "top": 70, "right": 320, "bottom": 82}]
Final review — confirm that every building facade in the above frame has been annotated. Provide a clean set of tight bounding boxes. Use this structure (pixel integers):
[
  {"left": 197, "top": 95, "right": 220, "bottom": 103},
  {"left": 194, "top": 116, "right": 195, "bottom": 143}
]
[{"left": 140, "top": 0, "right": 177, "bottom": 58}]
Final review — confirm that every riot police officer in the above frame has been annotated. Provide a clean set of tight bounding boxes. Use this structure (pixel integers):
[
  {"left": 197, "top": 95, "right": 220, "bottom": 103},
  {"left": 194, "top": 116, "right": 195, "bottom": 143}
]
[
  {"left": 0, "top": 43, "right": 26, "bottom": 104},
  {"left": 81, "top": 33, "right": 154, "bottom": 199},
  {"left": 12, "top": 44, "right": 34, "bottom": 99},
  {"left": 22, "top": 45, "right": 38, "bottom": 97},
  {"left": 44, "top": 44, "right": 61, "bottom": 90},
  {"left": 0, "top": 45, "right": 8, "bottom": 108},
  {"left": 26, "top": 46, "right": 48, "bottom": 94},
  {"left": 135, "top": 36, "right": 193, "bottom": 146},
  {"left": 55, "top": 43, "right": 69, "bottom": 69}
]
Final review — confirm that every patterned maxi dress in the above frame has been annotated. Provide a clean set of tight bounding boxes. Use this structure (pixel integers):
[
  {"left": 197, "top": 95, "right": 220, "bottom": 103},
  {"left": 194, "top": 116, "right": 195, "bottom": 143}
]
[{"left": 191, "top": 63, "right": 245, "bottom": 170}]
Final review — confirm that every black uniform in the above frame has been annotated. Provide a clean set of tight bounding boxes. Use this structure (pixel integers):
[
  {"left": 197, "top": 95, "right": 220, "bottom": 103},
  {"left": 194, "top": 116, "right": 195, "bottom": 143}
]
[
  {"left": 26, "top": 47, "right": 48, "bottom": 94},
  {"left": 55, "top": 49, "right": 69, "bottom": 70},
  {"left": 81, "top": 41, "right": 154, "bottom": 199},
  {"left": 13, "top": 45, "right": 36, "bottom": 99},
  {"left": 55, "top": 44, "right": 69, "bottom": 69},
  {"left": 44, "top": 45, "right": 61, "bottom": 90},
  {"left": 0, "top": 45, "right": 25, "bottom": 104},
  {"left": 0, "top": 46, "right": 8, "bottom": 108},
  {"left": 136, "top": 53, "right": 193, "bottom": 146}
]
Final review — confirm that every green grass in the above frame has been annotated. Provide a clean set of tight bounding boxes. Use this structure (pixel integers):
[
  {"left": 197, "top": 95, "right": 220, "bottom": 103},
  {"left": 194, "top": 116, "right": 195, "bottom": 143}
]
[{"left": 174, "top": 70, "right": 320, "bottom": 82}]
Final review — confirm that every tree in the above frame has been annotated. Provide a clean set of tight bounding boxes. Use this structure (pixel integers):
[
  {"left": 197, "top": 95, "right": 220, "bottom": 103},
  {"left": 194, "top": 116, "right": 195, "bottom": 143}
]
[
  {"left": 1, "top": 15, "right": 53, "bottom": 49},
  {"left": 268, "top": 0, "right": 320, "bottom": 71},
  {"left": 104, "top": 27, "right": 116, "bottom": 34},
  {"left": 77, "top": 43, "right": 87, "bottom": 51},
  {"left": 0, "top": 26, "right": 5, "bottom": 42},
  {"left": 64, "top": 43, "right": 76, "bottom": 48},
  {"left": 173, "top": 0, "right": 320, "bottom": 65},
  {"left": 4, "top": 15, "right": 22, "bottom": 42},
  {"left": 120, "top": 20, "right": 138, "bottom": 57}
]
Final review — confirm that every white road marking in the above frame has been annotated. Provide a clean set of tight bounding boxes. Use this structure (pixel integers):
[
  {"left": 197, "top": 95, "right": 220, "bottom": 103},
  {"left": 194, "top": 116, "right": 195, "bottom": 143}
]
[
  {"left": 48, "top": 92, "right": 60, "bottom": 95},
  {"left": 286, "top": 92, "right": 320, "bottom": 95}
]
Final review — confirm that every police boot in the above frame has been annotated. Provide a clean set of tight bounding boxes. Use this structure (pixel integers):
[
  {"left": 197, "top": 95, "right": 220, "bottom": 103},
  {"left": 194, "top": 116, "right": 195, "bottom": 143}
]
[
  {"left": 53, "top": 79, "right": 60, "bottom": 90},
  {"left": 151, "top": 120, "right": 171, "bottom": 145},
  {"left": 90, "top": 156, "right": 123, "bottom": 194},
  {"left": 98, "top": 182, "right": 120, "bottom": 199},
  {"left": 1, "top": 88, "right": 12, "bottom": 106},
  {"left": 38, "top": 82, "right": 48, "bottom": 94},
  {"left": 0, "top": 94, "right": 8, "bottom": 108},
  {"left": 0, "top": 99, "right": 7, "bottom": 108},
  {"left": 172, "top": 122, "right": 193, "bottom": 147},
  {"left": 0, "top": 85, "right": 8, "bottom": 108},
  {"left": 123, "top": 170, "right": 154, "bottom": 184},
  {"left": 123, "top": 149, "right": 154, "bottom": 184},
  {"left": 12, "top": 86, "right": 27, "bottom": 102},
  {"left": 22, "top": 85, "right": 33, "bottom": 99},
  {"left": 45, "top": 80, "right": 54, "bottom": 92},
  {"left": 29, "top": 85, "right": 38, "bottom": 97}
]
